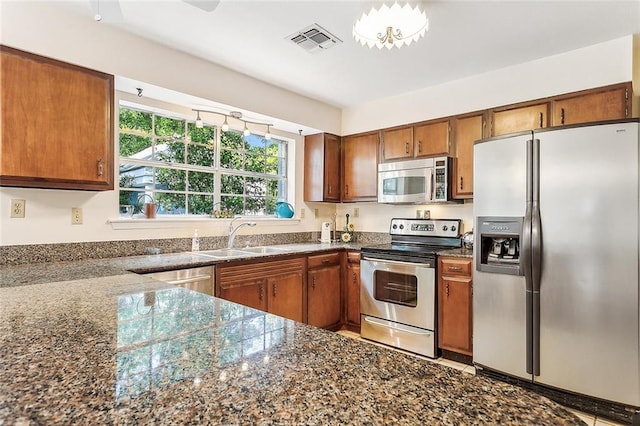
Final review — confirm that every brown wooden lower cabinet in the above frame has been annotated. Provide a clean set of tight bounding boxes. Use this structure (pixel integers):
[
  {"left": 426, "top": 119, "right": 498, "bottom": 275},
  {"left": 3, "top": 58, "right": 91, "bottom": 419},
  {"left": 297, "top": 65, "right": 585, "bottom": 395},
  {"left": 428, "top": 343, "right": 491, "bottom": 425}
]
[
  {"left": 216, "top": 257, "right": 305, "bottom": 322},
  {"left": 307, "top": 252, "right": 342, "bottom": 330},
  {"left": 344, "top": 251, "right": 361, "bottom": 332},
  {"left": 438, "top": 256, "right": 473, "bottom": 357}
]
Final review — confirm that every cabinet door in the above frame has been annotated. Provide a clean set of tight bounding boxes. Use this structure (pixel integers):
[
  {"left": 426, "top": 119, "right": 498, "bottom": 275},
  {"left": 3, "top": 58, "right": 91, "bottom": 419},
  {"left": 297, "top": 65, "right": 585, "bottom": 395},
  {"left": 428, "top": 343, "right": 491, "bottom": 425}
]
[
  {"left": 219, "top": 280, "right": 267, "bottom": 312},
  {"left": 307, "top": 265, "right": 342, "bottom": 329},
  {"left": 491, "top": 103, "right": 548, "bottom": 136},
  {"left": 552, "top": 84, "right": 630, "bottom": 126},
  {"left": 268, "top": 272, "right": 304, "bottom": 322},
  {"left": 304, "top": 133, "right": 340, "bottom": 202},
  {"left": 414, "top": 120, "right": 451, "bottom": 157},
  {"left": 438, "top": 276, "right": 473, "bottom": 355},
  {"left": 345, "top": 261, "right": 361, "bottom": 327},
  {"left": 382, "top": 127, "right": 413, "bottom": 161},
  {"left": 1, "top": 46, "right": 114, "bottom": 190},
  {"left": 453, "top": 114, "right": 484, "bottom": 199},
  {"left": 342, "top": 133, "right": 379, "bottom": 202}
]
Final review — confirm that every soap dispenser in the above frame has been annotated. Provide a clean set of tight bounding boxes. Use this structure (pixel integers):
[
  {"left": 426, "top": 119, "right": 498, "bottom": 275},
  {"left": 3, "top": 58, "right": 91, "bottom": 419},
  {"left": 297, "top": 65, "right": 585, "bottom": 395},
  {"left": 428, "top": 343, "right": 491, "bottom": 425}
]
[{"left": 191, "top": 229, "right": 200, "bottom": 252}]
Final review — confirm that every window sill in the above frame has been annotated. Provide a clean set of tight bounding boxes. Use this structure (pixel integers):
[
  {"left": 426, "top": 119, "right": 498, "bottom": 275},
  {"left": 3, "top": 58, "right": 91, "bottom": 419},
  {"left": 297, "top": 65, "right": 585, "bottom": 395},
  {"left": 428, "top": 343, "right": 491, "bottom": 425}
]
[{"left": 108, "top": 216, "right": 301, "bottom": 230}]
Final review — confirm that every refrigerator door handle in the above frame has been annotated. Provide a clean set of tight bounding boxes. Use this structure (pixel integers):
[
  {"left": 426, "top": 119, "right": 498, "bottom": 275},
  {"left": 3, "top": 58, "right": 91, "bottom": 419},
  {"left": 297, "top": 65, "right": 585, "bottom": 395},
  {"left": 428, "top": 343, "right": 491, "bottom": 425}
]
[
  {"left": 524, "top": 138, "right": 534, "bottom": 375},
  {"left": 531, "top": 138, "right": 542, "bottom": 376}
]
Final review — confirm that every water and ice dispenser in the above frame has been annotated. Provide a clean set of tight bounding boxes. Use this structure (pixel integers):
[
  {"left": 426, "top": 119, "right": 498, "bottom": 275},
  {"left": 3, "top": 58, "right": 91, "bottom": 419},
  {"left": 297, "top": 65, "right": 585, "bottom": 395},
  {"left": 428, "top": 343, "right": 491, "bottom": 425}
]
[{"left": 476, "top": 217, "right": 524, "bottom": 276}]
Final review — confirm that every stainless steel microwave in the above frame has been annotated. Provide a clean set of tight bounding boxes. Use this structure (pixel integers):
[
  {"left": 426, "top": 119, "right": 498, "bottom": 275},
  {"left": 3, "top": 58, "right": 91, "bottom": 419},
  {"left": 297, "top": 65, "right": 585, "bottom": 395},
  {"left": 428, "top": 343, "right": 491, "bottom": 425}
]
[{"left": 377, "top": 157, "right": 453, "bottom": 204}]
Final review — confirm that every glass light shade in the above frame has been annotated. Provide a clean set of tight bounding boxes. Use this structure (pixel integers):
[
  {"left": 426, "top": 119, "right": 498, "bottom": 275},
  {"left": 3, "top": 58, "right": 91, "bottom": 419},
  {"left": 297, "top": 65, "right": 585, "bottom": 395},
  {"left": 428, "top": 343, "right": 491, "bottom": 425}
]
[
  {"left": 243, "top": 123, "right": 250, "bottom": 137},
  {"left": 195, "top": 111, "right": 203, "bottom": 128},
  {"left": 265, "top": 126, "right": 272, "bottom": 140},
  {"left": 353, "top": 1, "right": 428, "bottom": 50},
  {"left": 221, "top": 117, "right": 229, "bottom": 132}
]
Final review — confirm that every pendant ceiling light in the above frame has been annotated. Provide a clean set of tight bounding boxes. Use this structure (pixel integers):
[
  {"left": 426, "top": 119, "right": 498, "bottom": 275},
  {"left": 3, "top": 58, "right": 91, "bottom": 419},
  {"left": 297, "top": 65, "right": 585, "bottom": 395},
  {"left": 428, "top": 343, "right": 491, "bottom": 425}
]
[{"left": 353, "top": 1, "right": 429, "bottom": 50}]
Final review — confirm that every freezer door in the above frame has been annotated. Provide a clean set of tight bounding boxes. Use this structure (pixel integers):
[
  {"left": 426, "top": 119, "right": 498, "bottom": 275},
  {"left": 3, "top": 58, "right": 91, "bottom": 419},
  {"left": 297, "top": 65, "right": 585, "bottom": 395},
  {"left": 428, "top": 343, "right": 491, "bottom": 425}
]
[
  {"left": 535, "top": 122, "right": 640, "bottom": 406},
  {"left": 473, "top": 133, "right": 531, "bottom": 380}
]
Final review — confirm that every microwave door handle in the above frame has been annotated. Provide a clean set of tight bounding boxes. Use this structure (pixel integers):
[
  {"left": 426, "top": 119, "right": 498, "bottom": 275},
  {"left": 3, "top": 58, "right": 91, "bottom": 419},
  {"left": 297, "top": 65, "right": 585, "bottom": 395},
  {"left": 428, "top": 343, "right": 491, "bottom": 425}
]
[{"left": 427, "top": 168, "right": 434, "bottom": 202}]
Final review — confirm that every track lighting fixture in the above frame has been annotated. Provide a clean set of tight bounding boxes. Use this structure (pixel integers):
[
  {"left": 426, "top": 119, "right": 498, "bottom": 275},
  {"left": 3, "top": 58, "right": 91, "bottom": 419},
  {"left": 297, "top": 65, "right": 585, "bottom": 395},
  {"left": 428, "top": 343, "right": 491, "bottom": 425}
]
[{"left": 191, "top": 109, "right": 273, "bottom": 139}]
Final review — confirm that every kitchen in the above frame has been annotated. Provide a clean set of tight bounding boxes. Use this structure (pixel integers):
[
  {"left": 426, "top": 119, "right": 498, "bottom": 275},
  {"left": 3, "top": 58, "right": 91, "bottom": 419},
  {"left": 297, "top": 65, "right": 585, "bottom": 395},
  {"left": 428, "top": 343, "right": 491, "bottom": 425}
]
[{"left": 1, "top": 0, "right": 640, "bottom": 424}]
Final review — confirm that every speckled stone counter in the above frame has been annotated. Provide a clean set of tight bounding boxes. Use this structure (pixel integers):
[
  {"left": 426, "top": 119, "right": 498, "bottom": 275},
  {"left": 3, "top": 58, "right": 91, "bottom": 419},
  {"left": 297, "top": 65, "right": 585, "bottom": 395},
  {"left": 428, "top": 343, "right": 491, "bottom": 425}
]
[
  {"left": 438, "top": 247, "right": 474, "bottom": 258},
  {"left": 0, "top": 274, "right": 582, "bottom": 425},
  {"left": 0, "top": 242, "right": 362, "bottom": 288}
]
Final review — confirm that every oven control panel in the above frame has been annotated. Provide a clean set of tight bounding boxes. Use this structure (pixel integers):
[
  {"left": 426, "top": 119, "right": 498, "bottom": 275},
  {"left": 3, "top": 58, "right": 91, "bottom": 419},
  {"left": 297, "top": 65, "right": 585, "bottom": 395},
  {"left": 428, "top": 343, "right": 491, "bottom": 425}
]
[{"left": 389, "top": 218, "right": 462, "bottom": 238}]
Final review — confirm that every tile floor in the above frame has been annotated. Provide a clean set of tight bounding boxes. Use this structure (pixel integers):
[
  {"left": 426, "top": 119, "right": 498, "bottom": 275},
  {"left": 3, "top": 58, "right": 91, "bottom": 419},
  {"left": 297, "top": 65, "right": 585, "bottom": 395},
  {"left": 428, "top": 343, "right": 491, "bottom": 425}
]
[{"left": 335, "top": 330, "right": 626, "bottom": 426}]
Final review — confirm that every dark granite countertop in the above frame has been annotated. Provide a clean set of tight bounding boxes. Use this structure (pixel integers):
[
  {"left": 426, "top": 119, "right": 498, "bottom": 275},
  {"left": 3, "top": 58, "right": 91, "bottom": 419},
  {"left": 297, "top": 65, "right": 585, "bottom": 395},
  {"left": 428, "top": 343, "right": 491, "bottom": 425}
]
[
  {"left": 0, "top": 273, "right": 583, "bottom": 425},
  {"left": 0, "top": 242, "right": 362, "bottom": 288},
  {"left": 438, "top": 247, "right": 474, "bottom": 258}
]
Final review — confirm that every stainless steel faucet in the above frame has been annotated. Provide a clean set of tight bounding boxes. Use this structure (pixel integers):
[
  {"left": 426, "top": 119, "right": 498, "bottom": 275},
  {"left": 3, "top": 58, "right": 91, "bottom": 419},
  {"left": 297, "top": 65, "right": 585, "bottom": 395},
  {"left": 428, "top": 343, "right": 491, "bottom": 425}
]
[{"left": 228, "top": 217, "right": 257, "bottom": 248}]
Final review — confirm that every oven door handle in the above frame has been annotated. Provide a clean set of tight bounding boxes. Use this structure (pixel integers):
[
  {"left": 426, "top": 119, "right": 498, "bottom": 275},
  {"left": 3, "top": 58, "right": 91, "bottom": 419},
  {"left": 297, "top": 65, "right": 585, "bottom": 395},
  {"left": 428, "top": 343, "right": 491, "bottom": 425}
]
[
  {"left": 361, "top": 257, "right": 432, "bottom": 269},
  {"left": 363, "top": 317, "right": 433, "bottom": 336}
]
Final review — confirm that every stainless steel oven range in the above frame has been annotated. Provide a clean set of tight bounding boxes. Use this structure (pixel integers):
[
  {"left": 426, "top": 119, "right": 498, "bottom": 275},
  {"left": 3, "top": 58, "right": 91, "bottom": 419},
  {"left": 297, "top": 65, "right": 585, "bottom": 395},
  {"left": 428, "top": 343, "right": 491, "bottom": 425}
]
[{"left": 360, "top": 218, "right": 462, "bottom": 358}]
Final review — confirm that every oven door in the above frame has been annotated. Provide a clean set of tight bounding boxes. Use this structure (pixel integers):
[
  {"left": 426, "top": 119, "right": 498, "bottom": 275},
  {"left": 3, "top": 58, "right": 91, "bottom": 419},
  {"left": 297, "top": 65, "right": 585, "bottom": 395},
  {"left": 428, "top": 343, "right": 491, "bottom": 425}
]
[{"left": 360, "top": 258, "right": 435, "bottom": 330}]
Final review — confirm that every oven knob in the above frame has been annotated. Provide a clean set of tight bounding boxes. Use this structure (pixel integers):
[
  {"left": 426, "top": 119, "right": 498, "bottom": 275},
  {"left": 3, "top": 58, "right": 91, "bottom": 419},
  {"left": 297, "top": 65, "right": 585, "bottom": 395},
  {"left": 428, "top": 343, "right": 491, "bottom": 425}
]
[
  {"left": 442, "top": 225, "right": 448, "bottom": 231},
  {"left": 451, "top": 226, "right": 456, "bottom": 232},
  {"left": 392, "top": 224, "right": 397, "bottom": 229},
  {"left": 399, "top": 224, "right": 404, "bottom": 229}
]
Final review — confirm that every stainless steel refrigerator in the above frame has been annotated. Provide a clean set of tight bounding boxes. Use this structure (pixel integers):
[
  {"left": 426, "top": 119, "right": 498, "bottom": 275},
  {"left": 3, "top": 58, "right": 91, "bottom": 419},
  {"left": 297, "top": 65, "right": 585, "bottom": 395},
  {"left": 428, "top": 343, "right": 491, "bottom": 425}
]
[{"left": 473, "top": 119, "right": 640, "bottom": 410}]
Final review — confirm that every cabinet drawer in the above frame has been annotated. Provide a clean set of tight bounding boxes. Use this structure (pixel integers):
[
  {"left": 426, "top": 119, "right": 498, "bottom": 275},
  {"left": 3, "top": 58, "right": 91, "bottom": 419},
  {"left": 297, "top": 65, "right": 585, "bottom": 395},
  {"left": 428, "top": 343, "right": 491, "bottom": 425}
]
[
  {"left": 308, "top": 252, "right": 341, "bottom": 269},
  {"left": 440, "top": 257, "right": 472, "bottom": 277}
]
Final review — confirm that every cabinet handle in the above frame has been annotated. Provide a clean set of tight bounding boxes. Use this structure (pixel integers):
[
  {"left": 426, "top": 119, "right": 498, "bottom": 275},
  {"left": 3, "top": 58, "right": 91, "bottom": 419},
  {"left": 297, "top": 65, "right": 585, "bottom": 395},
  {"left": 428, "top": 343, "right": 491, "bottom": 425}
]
[
  {"left": 259, "top": 283, "right": 264, "bottom": 301},
  {"left": 97, "top": 159, "right": 104, "bottom": 177},
  {"left": 459, "top": 176, "right": 463, "bottom": 191},
  {"left": 446, "top": 283, "right": 450, "bottom": 297},
  {"left": 345, "top": 184, "right": 349, "bottom": 196},
  {"left": 417, "top": 141, "right": 422, "bottom": 153},
  {"left": 539, "top": 112, "right": 543, "bottom": 128},
  {"left": 352, "top": 272, "right": 357, "bottom": 284},
  {"left": 272, "top": 283, "right": 277, "bottom": 297},
  {"left": 405, "top": 142, "right": 410, "bottom": 154},
  {"left": 560, "top": 108, "right": 565, "bottom": 125},
  {"left": 312, "top": 276, "right": 316, "bottom": 289},
  {"left": 448, "top": 266, "right": 463, "bottom": 272},
  {"left": 328, "top": 185, "right": 332, "bottom": 195}
]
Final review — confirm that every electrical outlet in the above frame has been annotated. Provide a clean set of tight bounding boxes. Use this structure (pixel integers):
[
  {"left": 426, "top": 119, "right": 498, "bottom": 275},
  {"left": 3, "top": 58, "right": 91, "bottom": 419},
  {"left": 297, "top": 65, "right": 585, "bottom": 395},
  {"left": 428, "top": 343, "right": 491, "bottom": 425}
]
[
  {"left": 10, "top": 199, "right": 25, "bottom": 218},
  {"left": 353, "top": 207, "right": 359, "bottom": 218},
  {"left": 71, "top": 207, "right": 83, "bottom": 225},
  {"left": 300, "top": 208, "right": 305, "bottom": 219}
]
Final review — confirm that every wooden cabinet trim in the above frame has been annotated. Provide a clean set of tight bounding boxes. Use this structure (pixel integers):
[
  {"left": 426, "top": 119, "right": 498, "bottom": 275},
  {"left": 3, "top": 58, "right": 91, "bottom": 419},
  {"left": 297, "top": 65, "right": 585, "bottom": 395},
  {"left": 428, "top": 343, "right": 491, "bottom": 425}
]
[{"left": 308, "top": 252, "right": 341, "bottom": 269}]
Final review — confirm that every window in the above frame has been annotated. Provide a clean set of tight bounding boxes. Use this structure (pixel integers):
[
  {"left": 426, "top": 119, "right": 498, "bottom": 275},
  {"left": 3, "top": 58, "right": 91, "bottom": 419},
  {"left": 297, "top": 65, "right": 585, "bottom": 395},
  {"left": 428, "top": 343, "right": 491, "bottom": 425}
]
[{"left": 118, "top": 104, "right": 289, "bottom": 217}]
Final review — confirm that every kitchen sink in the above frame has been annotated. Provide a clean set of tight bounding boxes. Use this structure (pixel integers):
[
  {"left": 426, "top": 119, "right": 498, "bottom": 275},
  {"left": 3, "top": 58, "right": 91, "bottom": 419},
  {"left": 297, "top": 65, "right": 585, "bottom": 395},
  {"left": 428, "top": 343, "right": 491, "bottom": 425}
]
[
  {"left": 239, "top": 246, "right": 290, "bottom": 254},
  {"left": 193, "top": 248, "right": 255, "bottom": 258}
]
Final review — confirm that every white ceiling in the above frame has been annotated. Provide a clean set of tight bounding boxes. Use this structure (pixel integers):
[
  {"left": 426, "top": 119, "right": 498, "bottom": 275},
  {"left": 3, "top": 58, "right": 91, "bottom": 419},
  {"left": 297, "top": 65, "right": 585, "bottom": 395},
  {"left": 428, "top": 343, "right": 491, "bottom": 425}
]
[{"left": 53, "top": 0, "right": 640, "bottom": 109}]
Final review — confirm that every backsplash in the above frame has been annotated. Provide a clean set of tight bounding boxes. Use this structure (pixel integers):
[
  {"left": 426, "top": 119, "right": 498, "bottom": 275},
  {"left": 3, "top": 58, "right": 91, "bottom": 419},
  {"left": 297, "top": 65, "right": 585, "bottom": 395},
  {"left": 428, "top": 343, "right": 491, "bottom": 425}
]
[{"left": 0, "top": 232, "right": 390, "bottom": 266}]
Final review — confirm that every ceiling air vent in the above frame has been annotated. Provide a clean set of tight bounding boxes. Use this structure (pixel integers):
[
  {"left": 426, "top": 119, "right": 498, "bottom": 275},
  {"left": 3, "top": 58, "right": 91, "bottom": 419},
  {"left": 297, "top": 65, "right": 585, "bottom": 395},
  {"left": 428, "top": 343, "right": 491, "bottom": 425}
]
[{"left": 287, "top": 24, "right": 342, "bottom": 53}]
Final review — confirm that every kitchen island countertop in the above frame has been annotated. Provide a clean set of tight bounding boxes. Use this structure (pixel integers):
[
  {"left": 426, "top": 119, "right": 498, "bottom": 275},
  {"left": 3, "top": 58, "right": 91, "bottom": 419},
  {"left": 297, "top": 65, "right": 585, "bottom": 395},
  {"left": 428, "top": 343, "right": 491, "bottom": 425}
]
[{"left": 0, "top": 271, "right": 583, "bottom": 424}]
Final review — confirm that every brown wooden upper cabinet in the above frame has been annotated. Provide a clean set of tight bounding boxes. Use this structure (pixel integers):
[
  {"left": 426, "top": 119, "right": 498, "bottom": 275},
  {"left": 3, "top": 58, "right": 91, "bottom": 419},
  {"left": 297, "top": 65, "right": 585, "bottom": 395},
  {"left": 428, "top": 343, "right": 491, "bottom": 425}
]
[
  {"left": 452, "top": 112, "right": 485, "bottom": 199},
  {"left": 342, "top": 132, "right": 379, "bottom": 202},
  {"left": 551, "top": 83, "right": 631, "bottom": 126},
  {"left": 381, "top": 120, "right": 451, "bottom": 162},
  {"left": 491, "top": 102, "right": 549, "bottom": 137},
  {"left": 304, "top": 133, "right": 341, "bottom": 202},
  {"left": 0, "top": 45, "right": 114, "bottom": 191}
]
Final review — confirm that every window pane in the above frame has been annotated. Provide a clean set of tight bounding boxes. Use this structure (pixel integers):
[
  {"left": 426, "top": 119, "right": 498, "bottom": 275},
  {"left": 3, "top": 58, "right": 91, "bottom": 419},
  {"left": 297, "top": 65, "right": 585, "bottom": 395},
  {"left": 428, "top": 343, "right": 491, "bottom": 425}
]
[
  {"left": 266, "top": 179, "right": 279, "bottom": 198},
  {"left": 155, "top": 116, "right": 185, "bottom": 137},
  {"left": 221, "top": 174, "right": 243, "bottom": 195},
  {"left": 155, "top": 167, "right": 186, "bottom": 191},
  {"left": 120, "top": 134, "right": 152, "bottom": 158},
  {"left": 220, "top": 149, "right": 242, "bottom": 170},
  {"left": 221, "top": 196, "right": 243, "bottom": 215},
  {"left": 188, "top": 123, "right": 215, "bottom": 144},
  {"left": 188, "top": 171, "right": 214, "bottom": 193},
  {"left": 265, "top": 197, "right": 277, "bottom": 215},
  {"left": 157, "top": 141, "right": 186, "bottom": 163},
  {"left": 245, "top": 152, "right": 265, "bottom": 173},
  {"left": 119, "top": 189, "right": 143, "bottom": 210},
  {"left": 187, "top": 143, "right": 215, "bottom": 167},
  {"left": 120, "top": 108, "right": 152, "bottom": 132},
  {"left": 246, "top": 177, "right": 266, "bottom": 197},
  {"left": 264, "top": 156, "right": 280, "bottom": 176},
  {"left": 244, "top": 134, "right": 265, "bottom": 150},
  {"left": 188, "top": 194, "right": 213, "bottom": 215},
  {"left": 156, "top": 193, "right": 185, "bottom": 215},
  {"left": 120, "top": 163, "right": 153, "bottom": 188},
  {"left": 221, "top": 130, "right": 244, "bottom": 150},
  {"left": 246, "top": 197, "right": 265, "bottom": 215}
]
